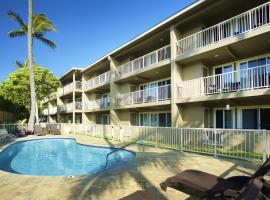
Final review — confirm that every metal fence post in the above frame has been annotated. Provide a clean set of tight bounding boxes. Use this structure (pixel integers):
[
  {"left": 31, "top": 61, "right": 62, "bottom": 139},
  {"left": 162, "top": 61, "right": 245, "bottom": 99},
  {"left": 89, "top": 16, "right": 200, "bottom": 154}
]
[
  {"left": 214, "top": 129, "right": 217, "bottom": 158},
  {"left": 180, "top": 128, "right": 183, "bottom": 151},
  {"left": 263, "top": 129, "right": 267, "bottom": 163},
  {"left": 155, "top": 128, "right": 158, "bottom": 148}
]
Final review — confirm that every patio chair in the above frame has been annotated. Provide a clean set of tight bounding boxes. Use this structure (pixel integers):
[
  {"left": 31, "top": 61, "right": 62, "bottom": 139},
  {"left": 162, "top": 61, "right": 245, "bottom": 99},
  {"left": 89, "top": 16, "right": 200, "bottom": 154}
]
[
  {"left": 159, "top": 156, "right": 270, "bottom": 199},
  {"left": 34, "top": 124, "right": 45, "bottom": 136},
  {"left": 119, "top": 177, "right": 268, "bottom": 200},
  {"left": 48, "top": 124, "right": 61, "bottom": 135},
  {"left": 0, "top": 129, "right": 16, "bottom": 145}
]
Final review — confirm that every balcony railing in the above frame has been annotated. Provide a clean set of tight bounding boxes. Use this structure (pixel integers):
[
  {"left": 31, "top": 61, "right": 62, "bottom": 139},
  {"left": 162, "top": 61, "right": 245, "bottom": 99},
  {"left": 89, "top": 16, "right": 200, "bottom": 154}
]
[
  {"left": 178, "top": 64, "right": 270, "bottom": 98},
  {"left": 75, "top": 102, "right": 82, "bottom": 110},
  {"left": 58, "top": 81, "right": 82, "bottom": 96},
  {"left": 58, "top": 103, "right": 73, "bottom": 113},
  {"left": 47, "top": 106, "right": 57, "bottom": 115},
  {"left": 116, "top": 45, "right": 171, "bottom": 79},
  {"left": 116, "top": 85, "right": 171, "bottom": 106},
  {"left": 84, "top": 71, "right": 111, "bottom": 91},
  {"left": 176, "top": 2, "right": 270, "bottom": 56},
  {"left": 43, "top": 92, "right": 57, "bottom": 102},
  {"left": 42, "top": 108, "right": 48, "bottom": 115},
  {"left": 84, "top": 97, "right": 110, "bottom": 111}
]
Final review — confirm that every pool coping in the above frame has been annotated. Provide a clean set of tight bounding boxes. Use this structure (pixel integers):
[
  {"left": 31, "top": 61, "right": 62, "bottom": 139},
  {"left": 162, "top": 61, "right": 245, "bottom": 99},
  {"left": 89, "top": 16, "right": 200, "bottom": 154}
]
[{"left": 0, "top": 135, "right": 136, "bottom": 177}]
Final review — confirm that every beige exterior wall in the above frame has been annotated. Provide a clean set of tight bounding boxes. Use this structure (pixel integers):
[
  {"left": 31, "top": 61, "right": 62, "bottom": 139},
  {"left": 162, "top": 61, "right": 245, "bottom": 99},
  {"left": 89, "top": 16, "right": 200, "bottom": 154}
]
[{"left": 41, "top": 1, "right": 270, "bottom": 130}]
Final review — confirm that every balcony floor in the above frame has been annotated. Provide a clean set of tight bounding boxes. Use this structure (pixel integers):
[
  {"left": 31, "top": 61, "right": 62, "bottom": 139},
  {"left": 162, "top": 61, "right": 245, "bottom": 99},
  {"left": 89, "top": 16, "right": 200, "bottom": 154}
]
[{"left": 0, "top": 134, "right": 266, "bottom": 200}]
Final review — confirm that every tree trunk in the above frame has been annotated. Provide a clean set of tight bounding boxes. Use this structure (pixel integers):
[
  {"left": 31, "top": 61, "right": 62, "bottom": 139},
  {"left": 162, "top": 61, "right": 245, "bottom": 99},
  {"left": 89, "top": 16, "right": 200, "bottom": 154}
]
[{"left": 27, "top": 0, "right": 37, "bottom": 132}]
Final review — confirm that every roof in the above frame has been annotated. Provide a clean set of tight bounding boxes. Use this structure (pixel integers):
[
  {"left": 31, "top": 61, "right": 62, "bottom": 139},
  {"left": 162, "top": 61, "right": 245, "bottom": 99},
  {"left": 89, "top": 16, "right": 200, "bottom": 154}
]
[
  {"left": 81, "top": 0, "right": 204, "bottom": 72},
  {"left": 59, "top": 67, "right": 83, "bottom": 80}
]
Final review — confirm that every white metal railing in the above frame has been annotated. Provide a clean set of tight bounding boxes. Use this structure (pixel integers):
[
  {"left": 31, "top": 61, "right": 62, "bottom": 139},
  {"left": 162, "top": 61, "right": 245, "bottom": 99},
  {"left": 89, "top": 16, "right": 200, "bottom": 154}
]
[
  {"left": 179, "top": 64, "right": 270, "bottom": 98},
  {"left": 58, "top": 81, "right": 82, "bottom": 96},
  {"left": 176, "top": 2, "right": 270, "bottom": 56},
  {"left": 84, "top": 71, "right": 111, "bottom": 91},
  {"left": 43, "top": 92, "right": 57, "bottom": 102},
  {"left": 75, "top": 102, "right": 82, "bottom": 110},
  {"left": 46, "top": 106, "right": 57, "bottom": 115},
  {"left": 116, "top": 85, "right": 171, "bottom": 106},
  {"left": 84, "top": 97, "right": 110, "bottom": 111},
  {"left": 42, "top": 108, "right": 48, "bottom": 115},
  {"left": 58, "top": 103, "right": 73, "bottom": 113},
  {"left": 49, "top": 123, "right": 270, "bottom": 162},
  {"left": 116, "top": 45, "right": 171, "bottom": 79}
]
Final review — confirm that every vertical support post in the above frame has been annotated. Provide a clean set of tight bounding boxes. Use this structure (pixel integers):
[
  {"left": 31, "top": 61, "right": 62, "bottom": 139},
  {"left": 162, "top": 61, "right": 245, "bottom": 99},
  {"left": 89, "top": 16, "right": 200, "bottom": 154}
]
[
  {"left": 214, "top": 129, "right": 217, "bottom": 158},
  {"left": 263, "top": 129, "right": 267, "bottom": 163},
  {"left": 155, "top": 127, "right": 158, "bottom": 148},
  {"left": 72, "top": 71, "right": 76, "bottom": 133}
]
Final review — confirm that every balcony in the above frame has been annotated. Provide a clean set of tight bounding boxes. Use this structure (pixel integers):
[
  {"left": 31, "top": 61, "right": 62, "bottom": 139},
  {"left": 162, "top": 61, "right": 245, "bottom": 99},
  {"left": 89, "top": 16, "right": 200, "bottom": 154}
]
[
  {"left": 178, "top": 64, "right": 270, "bottom": 99},
  {"left": 58, "top": 103, "right": 73, "bottom": 113},
  {"left": 58, "top": 81, "right": 82, "bottom": 97},
  {"left": 116, "top": 85, "right": 171, "bottom": 107},
  {"left": 116, "top": 45, "right": 171, "bottom": 79},
  {"left": 176, "top": 2, "right": 270, "bottom": 57},
  {"left": 43, "top": 92, "right": 57, "bottom": 102},
  {"left": 84, "top": 97, "right": 110, "bottom": 111},
  {"left": 84, "top": 71, "right": 110, "bottom": 91}
]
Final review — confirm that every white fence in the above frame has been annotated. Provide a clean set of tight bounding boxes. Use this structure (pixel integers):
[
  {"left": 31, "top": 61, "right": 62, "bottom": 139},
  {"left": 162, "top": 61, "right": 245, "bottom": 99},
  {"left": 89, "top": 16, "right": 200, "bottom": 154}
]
[
  {"left": 116, "top": 85, "right": 171, "bottom": 106},
  {"left": 84, "top": 97, "right": 110, "bottom": 111},
  {"left": 116, "top": 45, "right": 171, "bottom": 79},
  {"left": 179, "top": 64, "right": 270, "bottom": 98},
  {"left": 1, "top": 123, "right": 269, "bottom": 162},
  {"left": 55, "top": 124, "right": 270, "bottom": 162},
  {"left": 176, "top": 2, "right": 270, "bottom": 56},
  {"left": 84, "top": 71, "right": 111, "bottom": 91}
]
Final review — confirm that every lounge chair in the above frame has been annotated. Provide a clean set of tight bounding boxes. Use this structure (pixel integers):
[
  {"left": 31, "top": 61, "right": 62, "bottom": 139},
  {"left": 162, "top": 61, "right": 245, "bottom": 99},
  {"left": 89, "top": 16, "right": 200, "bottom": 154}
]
[
  {"left": 34, "top": 125, "right": 45, "bottom": 136},
  {"left": 48, "top": 124, "right": 61, "bottom": 135},
  {"left": 0, "top": 129, "right": 16, "bottom": 145},
  {"left": 160, "top": 156, "right": 270, "bottom": 199},
  {"left": 119, "top": 177, "right": 268, "bottom": 200}
]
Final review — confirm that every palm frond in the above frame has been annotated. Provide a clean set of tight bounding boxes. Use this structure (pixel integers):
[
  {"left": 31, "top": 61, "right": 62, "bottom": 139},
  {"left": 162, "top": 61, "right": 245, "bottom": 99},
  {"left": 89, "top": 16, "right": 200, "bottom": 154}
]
[
  {"left": 8, "top": 10, "right": 25, "bottom": 28},
  {"left": 8, "top": 30, "right": 26, "bottom": 38},
  {"left": 15, "top": 60, "right": 24, "bottom": 68},
  {"left": 33, "top": 14, "right": 56, "bottom": 33},
  {"left": 34, "top": 34, "right": 56, "bottom": 49}
]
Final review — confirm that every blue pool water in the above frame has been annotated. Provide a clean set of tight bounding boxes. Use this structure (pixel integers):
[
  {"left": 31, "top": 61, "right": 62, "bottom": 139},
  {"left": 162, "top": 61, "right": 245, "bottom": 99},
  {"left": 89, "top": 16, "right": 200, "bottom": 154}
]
[{"left": 0, "top": 138, "right": 135, "bottom": 176}]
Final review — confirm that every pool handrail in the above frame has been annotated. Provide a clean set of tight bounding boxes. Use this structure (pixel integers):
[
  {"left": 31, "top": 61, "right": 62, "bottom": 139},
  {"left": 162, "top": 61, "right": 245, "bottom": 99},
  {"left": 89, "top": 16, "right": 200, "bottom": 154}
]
[{"left": 104, "top": 140, "right": 139, "bottom": 169}]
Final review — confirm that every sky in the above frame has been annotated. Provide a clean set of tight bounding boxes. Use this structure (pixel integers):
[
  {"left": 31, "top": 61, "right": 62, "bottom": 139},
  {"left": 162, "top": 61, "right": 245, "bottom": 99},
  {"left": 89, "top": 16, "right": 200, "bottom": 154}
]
[{"left": 0, "top": 0, "right": 195, "bottom": 81}]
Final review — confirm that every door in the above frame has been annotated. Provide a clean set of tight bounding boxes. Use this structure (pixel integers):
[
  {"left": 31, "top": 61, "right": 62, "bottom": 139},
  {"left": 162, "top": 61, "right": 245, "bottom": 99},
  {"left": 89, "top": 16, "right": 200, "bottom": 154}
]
[
  {"left": 150, "top": 113, "right": 158, "bottom": 126},
  {"left": 242, "top": 109, "right": 258, "bottom": 129},
  {"left": 260, "top": 108, "right": 270, "bottom": 130},
  {"left": 215, "top": 110, "right": 223, "bottom": 128}
]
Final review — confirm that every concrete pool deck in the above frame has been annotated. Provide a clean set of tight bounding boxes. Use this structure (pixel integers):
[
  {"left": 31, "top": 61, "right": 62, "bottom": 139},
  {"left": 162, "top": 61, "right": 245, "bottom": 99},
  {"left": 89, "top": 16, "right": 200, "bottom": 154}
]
[{"left": 0, "top": 134, "right": 268, "bottom": 200}]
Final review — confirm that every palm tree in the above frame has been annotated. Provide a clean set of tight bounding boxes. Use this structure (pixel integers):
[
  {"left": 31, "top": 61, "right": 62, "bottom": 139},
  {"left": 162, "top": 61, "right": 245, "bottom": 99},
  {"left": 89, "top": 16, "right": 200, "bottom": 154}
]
[{"left": 8, "top": 5, "right": 56, "bottom": 132}]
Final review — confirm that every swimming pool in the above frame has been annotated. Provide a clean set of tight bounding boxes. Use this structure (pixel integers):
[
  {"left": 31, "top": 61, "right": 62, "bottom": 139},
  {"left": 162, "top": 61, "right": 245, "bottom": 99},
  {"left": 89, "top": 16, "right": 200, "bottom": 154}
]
[{"left": 0, "top": 138, "right": 135, "bottom": 176}]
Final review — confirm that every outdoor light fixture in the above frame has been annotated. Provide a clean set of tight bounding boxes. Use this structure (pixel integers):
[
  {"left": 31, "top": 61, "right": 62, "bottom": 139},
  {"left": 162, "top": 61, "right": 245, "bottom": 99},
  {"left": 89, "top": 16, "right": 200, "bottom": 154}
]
[
  {"left": 214, "top": 54, "right": 219, "bottom": 58},
  {"left": 226, "top": 104, "right": 230, "bottom": 110}
]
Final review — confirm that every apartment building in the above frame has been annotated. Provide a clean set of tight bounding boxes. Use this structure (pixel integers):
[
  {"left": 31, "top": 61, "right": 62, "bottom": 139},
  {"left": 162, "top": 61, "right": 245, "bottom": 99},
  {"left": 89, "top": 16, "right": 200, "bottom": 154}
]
[{"left": 42, "top": 0, "right": 270, "bottom": 130}]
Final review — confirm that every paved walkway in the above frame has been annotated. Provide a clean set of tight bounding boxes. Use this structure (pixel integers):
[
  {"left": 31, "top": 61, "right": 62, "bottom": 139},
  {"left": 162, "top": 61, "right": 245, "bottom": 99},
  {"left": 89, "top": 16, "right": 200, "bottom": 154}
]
[{"left": 0, "top": 134, "right": 265, "bottom": 200}]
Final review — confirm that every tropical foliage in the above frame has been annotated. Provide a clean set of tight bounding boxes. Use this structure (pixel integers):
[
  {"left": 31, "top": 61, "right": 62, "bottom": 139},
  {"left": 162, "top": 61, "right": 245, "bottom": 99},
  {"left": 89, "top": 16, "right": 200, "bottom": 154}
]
[
  {"left": 0, "top": 64, "right": 60, "bottom": 111},
  {"left": 8, "top": 10, "right": 57, "bottom": 49}
]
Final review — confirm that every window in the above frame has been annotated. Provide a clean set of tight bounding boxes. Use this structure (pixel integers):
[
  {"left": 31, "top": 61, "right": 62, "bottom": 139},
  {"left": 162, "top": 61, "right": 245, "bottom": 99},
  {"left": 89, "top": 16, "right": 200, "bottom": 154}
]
[
  {"left": 239, "top": 57, "right": 270, "bottom": 89},
  {"left": 139, "top": 112, "right": 171, "bottom": 127},
  {"left": 215, "top": 109, "right": 234, "bottom": 129},
  {"left": 139, "top": 79, "right": 171, "bottom": 102}
]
